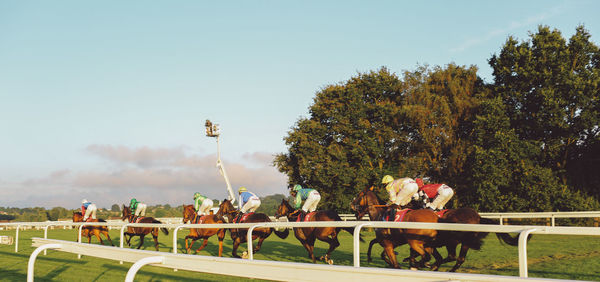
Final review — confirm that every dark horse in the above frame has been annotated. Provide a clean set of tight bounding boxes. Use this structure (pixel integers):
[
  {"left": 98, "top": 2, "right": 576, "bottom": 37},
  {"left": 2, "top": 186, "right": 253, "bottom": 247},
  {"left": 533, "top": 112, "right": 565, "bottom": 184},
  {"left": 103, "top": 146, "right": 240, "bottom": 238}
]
[
  {"left": 72, "top": 212, "right": 114, "bottom": 246},
  {"left": 121, "top": 205, "right": 169, "bottom": 251},
  {"left": 351, "top": 187, "right": 442, "bottom": 269},
  {"left": 275, "top": 199, "right": 358, "bottom": 264},
  {"left": 182, "top": 204, "right": 227, "bottom": 256},
  {"left": 426, "top": 207, "right": 521, "bottom": 272},
  {"left": 216, "top": 199, "right": 287, "bottom": 258}
]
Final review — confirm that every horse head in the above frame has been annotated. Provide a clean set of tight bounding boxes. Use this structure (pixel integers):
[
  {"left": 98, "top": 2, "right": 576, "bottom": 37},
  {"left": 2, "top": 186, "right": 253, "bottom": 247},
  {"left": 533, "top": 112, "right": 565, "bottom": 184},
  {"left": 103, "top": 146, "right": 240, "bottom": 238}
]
[
  {"left": 121, "top": 205, "right": 131, "bottom": 221},
  {"left": 275, "top": 199, "right": 293, "bottom": 219},
  {"left": 72, "top": 211, "right": 83, "bottom": 222},
  {"left": 182, "top": 204, "right": 195, "bottom": 223},
  {"left": 217, "top": 199, "right": 235, "bottom": 217}
]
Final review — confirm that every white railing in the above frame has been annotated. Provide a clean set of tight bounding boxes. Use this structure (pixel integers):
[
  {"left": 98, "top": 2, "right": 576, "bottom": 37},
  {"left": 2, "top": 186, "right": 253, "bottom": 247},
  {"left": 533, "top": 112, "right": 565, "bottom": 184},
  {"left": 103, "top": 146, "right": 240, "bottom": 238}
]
[
  {"left": 339, "top": 211, "right": 600, "bottom": 226},
  {"left": 8, "top": 220, "right": 600, "bottom": 280},
  {"left": 30, "top": 237, "right": 548, "bottom": 282}
]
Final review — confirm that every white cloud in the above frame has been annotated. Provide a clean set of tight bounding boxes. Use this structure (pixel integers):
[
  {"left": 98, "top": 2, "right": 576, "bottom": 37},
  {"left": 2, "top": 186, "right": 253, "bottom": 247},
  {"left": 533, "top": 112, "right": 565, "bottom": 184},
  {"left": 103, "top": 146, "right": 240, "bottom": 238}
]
[{"left": 2, "top": 145, "right": 287, "bottom": 208}]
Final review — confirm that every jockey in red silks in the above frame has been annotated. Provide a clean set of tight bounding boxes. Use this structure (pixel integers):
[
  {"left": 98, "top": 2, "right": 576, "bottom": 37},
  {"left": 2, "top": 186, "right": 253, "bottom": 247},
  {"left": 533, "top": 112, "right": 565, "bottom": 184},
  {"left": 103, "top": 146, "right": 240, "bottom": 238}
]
[{"left": 414, "top": 178, "right": 454, "bottom": 211}]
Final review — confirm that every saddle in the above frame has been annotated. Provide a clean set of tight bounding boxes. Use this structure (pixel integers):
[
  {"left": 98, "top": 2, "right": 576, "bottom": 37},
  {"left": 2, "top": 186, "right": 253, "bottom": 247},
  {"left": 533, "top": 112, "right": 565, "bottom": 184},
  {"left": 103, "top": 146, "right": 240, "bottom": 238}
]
[
  {"left": 193, "top": 215, "right": 206, "bottom": 224},
  {"left": 383, "top": 208, "right": 411, "bottom": 222},
  {"left": 295, "top": 211, "right": 316, "bottom": 222},
  {"left": 234, "top": 212, "right": 254, "bottom": 223},
  {"left": 134, "top": 216, "right": 145, "bottom": 223},
  {"left": 436, "top": 209, "right": 448, "bottom": 218}
]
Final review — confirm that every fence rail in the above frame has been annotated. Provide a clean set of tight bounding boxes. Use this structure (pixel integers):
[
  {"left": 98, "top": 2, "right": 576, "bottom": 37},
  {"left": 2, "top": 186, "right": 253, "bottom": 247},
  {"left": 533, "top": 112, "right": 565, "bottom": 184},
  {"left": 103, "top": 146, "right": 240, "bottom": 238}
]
[
  {"left": 30, "top": 237, "right": 553, "bottom": 282},
  {"left": 5, "top": 219, "right": 599, "bottom": 280}
]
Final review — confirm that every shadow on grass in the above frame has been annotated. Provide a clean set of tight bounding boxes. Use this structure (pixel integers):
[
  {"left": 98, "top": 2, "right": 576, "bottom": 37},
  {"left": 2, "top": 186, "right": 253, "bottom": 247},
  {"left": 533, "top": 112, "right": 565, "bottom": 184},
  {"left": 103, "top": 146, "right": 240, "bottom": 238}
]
[{"left": 0, "top": 249, "right": 86, "bottom": 264}]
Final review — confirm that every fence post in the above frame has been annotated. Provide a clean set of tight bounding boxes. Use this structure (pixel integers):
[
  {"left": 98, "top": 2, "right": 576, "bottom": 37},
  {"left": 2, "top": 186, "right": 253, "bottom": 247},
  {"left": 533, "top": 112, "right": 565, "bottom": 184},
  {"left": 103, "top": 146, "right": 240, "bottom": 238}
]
[
  {"left": 119, "top": 224, "right": 130, "bottom": 264},
  {"left": 14, "top": 224, "right": 21, "bottom": 252},
  {"left": 518, "top": 228, "right": 537, "bottom": 278},
  {"left": 125, "top": 256, "right": 164, "bottom": 282},
  {"left": 27, "top": 243, "right": 62, "bottom": 282},
  {"left": 247, "top": 223, "right": 264, "bottom": 260},
  {"left": 353, "top": 223, "right": 372, "bottom": 267}
]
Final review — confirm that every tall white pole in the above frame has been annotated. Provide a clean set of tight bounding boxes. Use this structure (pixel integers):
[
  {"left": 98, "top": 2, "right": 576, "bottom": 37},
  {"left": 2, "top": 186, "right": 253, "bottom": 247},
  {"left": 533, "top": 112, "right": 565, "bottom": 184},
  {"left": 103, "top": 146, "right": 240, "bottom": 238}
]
[{"left": 216, "top": 135, "right": 235, "bottom": 204}]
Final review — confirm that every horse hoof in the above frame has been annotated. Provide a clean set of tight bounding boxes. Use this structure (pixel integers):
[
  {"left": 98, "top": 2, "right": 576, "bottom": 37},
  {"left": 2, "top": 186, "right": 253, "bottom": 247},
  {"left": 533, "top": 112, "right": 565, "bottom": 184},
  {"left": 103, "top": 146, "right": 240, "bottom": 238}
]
[
  {"left": 242, "top": 251, "right": 248, "bottom": 259},
  {"left": 410, "top": 267, "right": 418, "bottom": 271}
]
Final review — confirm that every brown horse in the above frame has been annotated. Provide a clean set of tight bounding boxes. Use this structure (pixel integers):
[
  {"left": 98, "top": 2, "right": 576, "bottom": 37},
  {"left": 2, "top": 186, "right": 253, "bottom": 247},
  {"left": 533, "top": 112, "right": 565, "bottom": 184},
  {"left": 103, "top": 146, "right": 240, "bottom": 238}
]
[
  {"left": 121, "top": 205, "right": 169, "bottom": 251},
  {"left": 182, "top": 204, "right": 227, "bottom": 256},
  {"left": 351, "top": 187, "right": 441, "bottom": 269},
  {"left": 72, "top": 212, "right": 114, "bottom": 246},
  {"left": 275, "top": 199, "right": 358, "bottom": 264},
  {"left": 216, "top": 199, "right": 287, "bottom": 258},
  {"left": 424, "top": 207, "right": 521, "bottom": 272}
]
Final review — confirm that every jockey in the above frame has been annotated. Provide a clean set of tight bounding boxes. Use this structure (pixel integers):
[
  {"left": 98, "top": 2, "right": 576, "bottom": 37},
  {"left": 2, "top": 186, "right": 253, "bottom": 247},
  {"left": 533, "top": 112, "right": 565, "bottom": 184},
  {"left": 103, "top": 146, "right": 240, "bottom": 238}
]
[
  {"left": 238, "top": 187, "right": 261, "bottom": 214},
  {"left": 193, "top": 192, "right": 213, "bottom": 216},
  {"left": 381, "top": 175, "right": 419, "bottom": 207},
  {"left": 129, "top": 198, "right": 147, "bottom": 217},
  {"left": 81, "top": 199, "right": 97, "bottom": 222},
  {"left": 290, "top": 184, "right": 321, "bottom": 213},
  {"left": 415, "top": 178, "right": 455, "bottom": 211}
]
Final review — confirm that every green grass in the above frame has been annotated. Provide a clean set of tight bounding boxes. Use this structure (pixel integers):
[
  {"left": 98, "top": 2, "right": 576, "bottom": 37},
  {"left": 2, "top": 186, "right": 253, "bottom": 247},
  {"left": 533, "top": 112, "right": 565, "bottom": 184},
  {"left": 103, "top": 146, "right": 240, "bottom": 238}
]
[{"left": 1, "top": 228, "right": 599, "bottom": 281}]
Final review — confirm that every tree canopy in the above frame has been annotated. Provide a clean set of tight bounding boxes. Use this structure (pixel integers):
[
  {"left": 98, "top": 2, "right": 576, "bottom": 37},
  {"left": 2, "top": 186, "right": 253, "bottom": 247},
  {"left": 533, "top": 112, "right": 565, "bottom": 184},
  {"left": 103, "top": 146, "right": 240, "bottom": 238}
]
[{"left": 276, "top": 25, "right": 600, "bottom": 212}]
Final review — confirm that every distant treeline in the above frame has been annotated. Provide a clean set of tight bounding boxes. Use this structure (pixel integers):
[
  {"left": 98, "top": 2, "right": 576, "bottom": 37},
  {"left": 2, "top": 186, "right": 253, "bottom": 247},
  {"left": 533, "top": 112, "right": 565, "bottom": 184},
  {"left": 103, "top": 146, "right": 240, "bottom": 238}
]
[{"left": 0, "top": 194, "right": 290, "bottom": 222}]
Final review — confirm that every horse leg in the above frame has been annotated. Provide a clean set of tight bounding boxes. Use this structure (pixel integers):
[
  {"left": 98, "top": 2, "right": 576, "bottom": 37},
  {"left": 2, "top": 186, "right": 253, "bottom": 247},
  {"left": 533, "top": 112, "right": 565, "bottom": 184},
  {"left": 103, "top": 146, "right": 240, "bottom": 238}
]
[
  {"left": 217, "top": 229, "right": 226, "bottom": 257},
  {"left": 367, "top": 237, "right": 379, "bottom": 263},
  {"left": 184, "top": 236, "right": 198, "bottom": 254},
  {"left": 443, "top": 241, "right": 458, "bottom": 264},
  {"left": 232, "top": 237, "right": 242, "bottom": 258},
  {"left": 103, "top": 230, "right": 114, "bottom": 246},
  {"left": 94, "top": 230, "right": 104, "bottom": 245},
  {"left": 318, "top": 234, "right": 339, "bottom": 265},
  {"left": 430, "top": 247, "right": 444, "bottom": 271},
  {"left": 382, "top": 242, "right": 399, "bottom": 268},
  {"left": 152, "top": 229, "right": 160, "bottom": 251},
  {"left": 253, "top": 235, "right": 267, "bottom": 254},
  {"left": 137, "top": 235, "right": 145, "bottom": 249},
  {"left": 407, "top": 240, "right": 428, "bottom": 269},
  {"left": 196, "top": 238, "right": 209, "bottom": 253},
  {"left": 449, "top": 244, "right": 469, "bottom": 272}
]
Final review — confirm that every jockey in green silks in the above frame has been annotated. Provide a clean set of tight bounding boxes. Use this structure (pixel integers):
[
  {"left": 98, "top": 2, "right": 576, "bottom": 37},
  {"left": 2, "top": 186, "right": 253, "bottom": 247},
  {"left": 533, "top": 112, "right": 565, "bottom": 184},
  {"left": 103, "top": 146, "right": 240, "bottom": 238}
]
[
  {"left": 290, "top": 184, "right": 321, "bottom": 213},
  {"left": 193, "top": 192, "right": 213, "bottom": 216},
  {"left": 129, "top": 198, "right": 147, "bottom": 217}
]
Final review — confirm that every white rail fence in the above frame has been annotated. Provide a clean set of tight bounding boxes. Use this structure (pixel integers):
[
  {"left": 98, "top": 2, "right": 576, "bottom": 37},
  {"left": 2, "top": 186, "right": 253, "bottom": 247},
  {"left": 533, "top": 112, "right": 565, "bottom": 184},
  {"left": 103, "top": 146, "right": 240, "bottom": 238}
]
[
  {"left": 338, "top": 211, "right": 600, "bottom": 225},
  {"left": 8, "top": 220, "right": 600, "bottom": 281},
  {"left": 29, "top": 237, "right": 551, "bottom": 282}
]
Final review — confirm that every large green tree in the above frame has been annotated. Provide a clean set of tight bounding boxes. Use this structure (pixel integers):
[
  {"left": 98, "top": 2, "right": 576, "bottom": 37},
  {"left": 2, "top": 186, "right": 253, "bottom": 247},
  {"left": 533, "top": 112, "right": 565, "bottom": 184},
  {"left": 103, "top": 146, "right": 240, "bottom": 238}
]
[
  {"left": 488, "top": 25, "right": 600, "bottom": 189},
  {"left": 275, "top": 65, "right": 484, "bottom": 211}
]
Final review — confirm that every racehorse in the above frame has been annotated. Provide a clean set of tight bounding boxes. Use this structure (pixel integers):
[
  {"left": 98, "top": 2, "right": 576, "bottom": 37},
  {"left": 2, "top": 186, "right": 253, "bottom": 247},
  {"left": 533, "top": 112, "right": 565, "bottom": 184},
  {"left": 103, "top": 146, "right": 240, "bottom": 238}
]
[
  {"left": 351, "top": 187, "right": 442, "bottom": 269},
  {"left": 275, "top": 199, "right": 358, "bottom": 264},
  {"left": 121, "top": 205, "right": 169, "bottom": 251},
  {"left": 182, "top": 204, "right": 227, "bottom": 256},
  {"left": 216, "top": 199, "right": 288, "bottom": 258},
  {"left": 425, "top": 207, "right": 521, "bottom": 272},
  {"left": 72, "top": 212, "right": 114, "bottom": 246}
]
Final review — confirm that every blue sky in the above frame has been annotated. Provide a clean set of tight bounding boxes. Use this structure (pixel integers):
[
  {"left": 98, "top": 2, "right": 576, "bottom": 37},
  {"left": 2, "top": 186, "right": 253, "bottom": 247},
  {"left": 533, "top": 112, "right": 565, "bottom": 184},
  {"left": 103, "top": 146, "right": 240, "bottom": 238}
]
[{"left": 1, "top": 0, "right": 599, "bottom": 208}]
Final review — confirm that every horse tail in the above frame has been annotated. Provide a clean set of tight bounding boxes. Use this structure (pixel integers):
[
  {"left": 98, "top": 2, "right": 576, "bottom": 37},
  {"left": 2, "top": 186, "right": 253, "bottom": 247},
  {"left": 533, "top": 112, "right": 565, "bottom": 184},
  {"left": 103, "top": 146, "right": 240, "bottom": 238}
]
[
  {"left": 479, "top": 217, "right": 526, "bottom": 246},
  {"left": 274, "top": 228, "right": 289, "bottom": 239},
  {"left": 438, "top": 216, "right": 488, "bottom": 250},
  {"left": 152, "top": 219, "right": 169, "bottom": 235}
]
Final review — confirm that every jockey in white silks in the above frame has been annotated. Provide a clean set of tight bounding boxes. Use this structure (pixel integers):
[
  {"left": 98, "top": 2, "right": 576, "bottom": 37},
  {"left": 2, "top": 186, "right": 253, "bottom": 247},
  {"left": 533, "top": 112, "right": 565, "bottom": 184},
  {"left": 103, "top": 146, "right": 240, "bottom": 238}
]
[
  {"left": 381, "top": 175, "right": 419, "bottom": 207},
  {"left": 81, "top": 199, "right": 97, "bottom": 221}
]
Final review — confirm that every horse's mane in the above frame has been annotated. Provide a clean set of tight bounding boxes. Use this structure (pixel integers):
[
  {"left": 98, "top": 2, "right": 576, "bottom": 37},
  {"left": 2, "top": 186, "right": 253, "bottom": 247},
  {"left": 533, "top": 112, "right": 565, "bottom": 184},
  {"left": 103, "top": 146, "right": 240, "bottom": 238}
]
[
  {"left": 73, "top": 211, "right": 82, "bottom": 216},
  {"left": 366, "top": 189, "right": 384, "bottom": 205}
]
